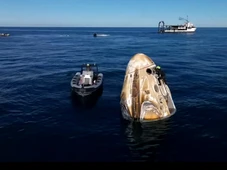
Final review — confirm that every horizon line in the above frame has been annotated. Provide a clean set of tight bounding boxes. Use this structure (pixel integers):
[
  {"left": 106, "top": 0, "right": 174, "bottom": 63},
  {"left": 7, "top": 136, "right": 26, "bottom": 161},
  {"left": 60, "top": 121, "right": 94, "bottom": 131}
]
[{"left": 0, "top": 26, "right": 227, "bottom": 28}]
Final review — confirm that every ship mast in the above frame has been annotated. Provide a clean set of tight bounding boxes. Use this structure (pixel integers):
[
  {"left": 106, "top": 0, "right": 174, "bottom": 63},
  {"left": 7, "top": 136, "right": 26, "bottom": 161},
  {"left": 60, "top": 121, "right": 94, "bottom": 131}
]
[{"left": 179, "top": 16, "right": 189, "bottom": 23}]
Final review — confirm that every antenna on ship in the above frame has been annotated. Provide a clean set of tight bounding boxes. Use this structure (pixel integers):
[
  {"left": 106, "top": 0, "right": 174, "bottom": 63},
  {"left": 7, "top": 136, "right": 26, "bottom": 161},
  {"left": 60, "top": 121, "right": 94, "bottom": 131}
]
[{"left": 179, "top": 16, "right": 189, "bottom": 23}]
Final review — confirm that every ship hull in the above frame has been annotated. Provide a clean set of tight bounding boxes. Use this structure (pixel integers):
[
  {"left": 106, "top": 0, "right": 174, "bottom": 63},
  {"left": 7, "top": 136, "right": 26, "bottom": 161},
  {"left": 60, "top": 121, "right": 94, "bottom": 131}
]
[{"left": 164, "top": 27, "right": 196, "bottom": 33}]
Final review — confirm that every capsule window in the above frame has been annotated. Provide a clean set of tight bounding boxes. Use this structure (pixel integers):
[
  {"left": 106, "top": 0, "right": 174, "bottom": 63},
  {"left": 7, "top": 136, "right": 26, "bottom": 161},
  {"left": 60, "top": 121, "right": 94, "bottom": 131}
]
[
  {"left": 146, "top": 68, "right": 152, "bottom": 75},
  {"left": 154, "top": 84, "right": 159, "bottom": 93}
]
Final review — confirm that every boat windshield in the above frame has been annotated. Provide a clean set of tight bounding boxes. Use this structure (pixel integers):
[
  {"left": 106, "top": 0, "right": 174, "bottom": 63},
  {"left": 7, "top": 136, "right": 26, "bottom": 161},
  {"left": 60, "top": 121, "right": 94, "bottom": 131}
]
[{"left": 81, "top": 64, "right": 98, "bottom": 73}]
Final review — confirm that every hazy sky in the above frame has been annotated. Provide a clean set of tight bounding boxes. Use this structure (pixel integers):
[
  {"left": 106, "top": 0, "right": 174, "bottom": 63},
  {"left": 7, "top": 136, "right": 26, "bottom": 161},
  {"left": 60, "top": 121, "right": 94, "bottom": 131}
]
[{"left": 0, "top": 0, "right": 226, "bottom": 27}]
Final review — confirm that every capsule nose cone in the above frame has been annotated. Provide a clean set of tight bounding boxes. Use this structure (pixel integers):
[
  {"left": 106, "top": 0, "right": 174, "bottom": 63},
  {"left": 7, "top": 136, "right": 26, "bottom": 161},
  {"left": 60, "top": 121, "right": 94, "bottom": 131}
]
[
  {"left": 129, "top": 53, "right": 155, "bottom": 65},
  {"left": 126, "top": 53, "right": 155, "bottom": 73},
  {"left": 130, "top": 53, "right": 150, "bottom": 60}
]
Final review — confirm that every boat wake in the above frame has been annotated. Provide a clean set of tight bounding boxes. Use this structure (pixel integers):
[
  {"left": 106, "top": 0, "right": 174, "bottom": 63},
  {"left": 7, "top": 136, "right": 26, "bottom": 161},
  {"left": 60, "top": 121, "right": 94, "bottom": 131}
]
[
  {"left": 96, "top": 34, "right": 110, "bottom": 37},
  {"left": 59, "top": 34, "right": 70, "bottom": 37}
]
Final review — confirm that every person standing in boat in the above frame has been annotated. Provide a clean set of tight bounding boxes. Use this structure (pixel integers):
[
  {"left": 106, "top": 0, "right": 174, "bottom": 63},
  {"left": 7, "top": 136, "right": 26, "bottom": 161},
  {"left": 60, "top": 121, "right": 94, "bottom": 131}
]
[{"left": 155, "top": 65, "right": 167, "bottom": 85}]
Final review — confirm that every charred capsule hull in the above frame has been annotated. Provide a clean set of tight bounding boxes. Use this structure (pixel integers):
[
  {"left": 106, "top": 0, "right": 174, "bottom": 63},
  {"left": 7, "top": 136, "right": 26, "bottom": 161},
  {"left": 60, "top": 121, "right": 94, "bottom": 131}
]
[{"left": 120, "top": 53, "right": 176, "bottom": 122}]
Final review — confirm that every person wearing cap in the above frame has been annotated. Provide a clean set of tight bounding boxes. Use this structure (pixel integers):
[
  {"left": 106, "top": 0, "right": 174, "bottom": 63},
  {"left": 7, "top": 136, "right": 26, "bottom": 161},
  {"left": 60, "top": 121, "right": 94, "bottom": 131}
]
[
  {"left": 86, "top": 64, "right": 91, "bottom": 71},
  {"left": 155, "top": 65, "right": 167, "bottom": 85}
]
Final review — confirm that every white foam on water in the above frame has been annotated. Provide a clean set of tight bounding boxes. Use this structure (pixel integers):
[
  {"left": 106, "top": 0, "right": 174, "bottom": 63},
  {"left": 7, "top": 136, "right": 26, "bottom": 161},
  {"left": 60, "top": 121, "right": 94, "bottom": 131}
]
[{"left": 96, "top": 34, "right": 109, "bottom": 37}]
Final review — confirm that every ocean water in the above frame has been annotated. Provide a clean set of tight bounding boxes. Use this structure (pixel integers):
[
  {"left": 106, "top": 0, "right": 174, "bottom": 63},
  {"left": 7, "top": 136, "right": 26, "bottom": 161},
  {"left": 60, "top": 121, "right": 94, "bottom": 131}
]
[{"left": 0, "top": 27, "right": 227, "bottom": 162}]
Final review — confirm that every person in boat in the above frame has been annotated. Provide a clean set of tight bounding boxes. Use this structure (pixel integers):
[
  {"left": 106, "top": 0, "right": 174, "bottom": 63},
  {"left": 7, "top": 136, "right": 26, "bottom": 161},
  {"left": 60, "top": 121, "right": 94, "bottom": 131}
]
[
  {"left": 86, "top": 64, "right": 91, "bottom": 71},
  {"left": 1, "top": 33, "right": 9, "bottom": 36},
  {"left": 93, "top": 33, "right": 97, "bottom": 37},
  {"left": 155, "top": 65, "right": 167, "bottom": 85}
]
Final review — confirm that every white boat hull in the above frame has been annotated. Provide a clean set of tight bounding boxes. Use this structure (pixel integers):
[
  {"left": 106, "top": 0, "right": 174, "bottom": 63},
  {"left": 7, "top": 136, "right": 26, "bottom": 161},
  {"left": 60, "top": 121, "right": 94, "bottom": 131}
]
[
  {"left": 164, "top": 27, "right": 196, "bottom": 33},
  {"left": 71, "top": 72, "right": 104, "bottom": 97}
]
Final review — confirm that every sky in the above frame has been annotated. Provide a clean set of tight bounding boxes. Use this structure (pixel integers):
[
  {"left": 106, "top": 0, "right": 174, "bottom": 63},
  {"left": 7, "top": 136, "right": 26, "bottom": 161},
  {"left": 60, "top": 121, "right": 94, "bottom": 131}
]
[{"left": 0, "top": 0, "right": 226, "bottom": 27}]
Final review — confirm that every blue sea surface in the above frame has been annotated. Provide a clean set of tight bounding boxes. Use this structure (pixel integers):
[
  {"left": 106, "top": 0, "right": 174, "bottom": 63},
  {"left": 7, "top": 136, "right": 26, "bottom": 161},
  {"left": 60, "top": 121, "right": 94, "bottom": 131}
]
[{"left": 0, "top": 27, "right": 227, "bottom": 162}]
